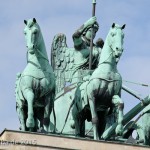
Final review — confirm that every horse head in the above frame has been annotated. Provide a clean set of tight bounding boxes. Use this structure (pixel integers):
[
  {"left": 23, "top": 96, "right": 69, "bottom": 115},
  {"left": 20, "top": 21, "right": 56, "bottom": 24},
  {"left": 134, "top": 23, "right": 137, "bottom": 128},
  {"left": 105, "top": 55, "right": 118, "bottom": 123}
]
[
  {"left": 24, "top": 18, "right": 41, "bottom": 54},
  {"left": 108, "top": 23, "right": 125, "bottom": 63}
]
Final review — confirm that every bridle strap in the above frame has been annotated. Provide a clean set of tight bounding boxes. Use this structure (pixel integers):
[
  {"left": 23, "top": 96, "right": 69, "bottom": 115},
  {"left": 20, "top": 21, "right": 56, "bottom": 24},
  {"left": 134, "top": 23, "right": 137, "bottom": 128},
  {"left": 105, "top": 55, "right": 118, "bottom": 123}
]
[{"left": 36, "top": 48, "right": 49, "bottom": 62}]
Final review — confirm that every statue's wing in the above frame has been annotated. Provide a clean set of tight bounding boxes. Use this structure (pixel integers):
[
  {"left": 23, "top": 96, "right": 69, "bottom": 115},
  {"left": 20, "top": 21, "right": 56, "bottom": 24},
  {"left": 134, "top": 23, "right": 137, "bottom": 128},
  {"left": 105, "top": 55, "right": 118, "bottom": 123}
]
[{"left": 51, "top": 33, "right": 74, "bottom": 94}]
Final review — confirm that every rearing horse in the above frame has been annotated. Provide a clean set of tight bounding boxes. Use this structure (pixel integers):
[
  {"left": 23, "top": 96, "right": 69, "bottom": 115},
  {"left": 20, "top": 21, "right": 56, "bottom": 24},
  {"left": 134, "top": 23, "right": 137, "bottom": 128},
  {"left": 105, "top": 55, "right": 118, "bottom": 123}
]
[
  {"left": 15, "top": 18, "right": 55, "bottom": 132},
  {"left": 72, "top": 23, "right": 125, "bottom": 140}
]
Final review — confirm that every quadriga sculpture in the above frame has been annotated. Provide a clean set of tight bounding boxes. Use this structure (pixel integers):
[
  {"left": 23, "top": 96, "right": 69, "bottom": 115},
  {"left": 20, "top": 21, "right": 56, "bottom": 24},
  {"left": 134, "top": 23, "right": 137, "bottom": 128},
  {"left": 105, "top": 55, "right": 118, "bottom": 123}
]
[
  {"left": 15, "top": 18, "right": 55, "bottom": 132},
  {"left": 72, "top": 23, "right": 126, "bottom": 140}
]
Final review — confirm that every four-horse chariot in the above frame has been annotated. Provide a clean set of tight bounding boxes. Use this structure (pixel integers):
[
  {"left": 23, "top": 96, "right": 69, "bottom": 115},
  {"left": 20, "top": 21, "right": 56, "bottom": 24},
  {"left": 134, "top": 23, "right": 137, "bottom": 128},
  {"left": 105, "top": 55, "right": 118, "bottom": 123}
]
[{"left": 14, "top": 2, "right": 150, "bottom": 146}]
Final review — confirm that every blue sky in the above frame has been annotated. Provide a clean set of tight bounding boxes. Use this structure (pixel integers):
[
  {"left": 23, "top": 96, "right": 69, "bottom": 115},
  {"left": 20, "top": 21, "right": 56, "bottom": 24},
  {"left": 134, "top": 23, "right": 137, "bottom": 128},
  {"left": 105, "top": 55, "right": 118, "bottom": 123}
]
[{"left": 0, "top": 0, "right": 150, "bottom": 132}]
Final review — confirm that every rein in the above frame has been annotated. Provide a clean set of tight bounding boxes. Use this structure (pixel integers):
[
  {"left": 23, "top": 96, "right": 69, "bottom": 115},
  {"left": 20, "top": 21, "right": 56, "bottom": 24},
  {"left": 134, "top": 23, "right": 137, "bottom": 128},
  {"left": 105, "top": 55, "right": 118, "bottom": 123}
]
[
  {"left": 27, "top": 47, "right": 49, "bottom": 71},
  {"left": 36, "top": 48, "right": 49, "bottom": 62}
]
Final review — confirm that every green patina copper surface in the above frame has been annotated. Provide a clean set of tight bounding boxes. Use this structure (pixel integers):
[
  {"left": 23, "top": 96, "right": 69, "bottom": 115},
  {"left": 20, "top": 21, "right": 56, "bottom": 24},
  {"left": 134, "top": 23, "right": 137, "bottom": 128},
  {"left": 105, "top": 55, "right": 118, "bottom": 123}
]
[
  {"left": 72, "top": 23, "right": 125, "bottom": 140},
  {"left": 13, "top": 2, "right": 150, "bottom": 147},
  {"left": 15, "top": 18, "right": 55, "bottom": 132}
]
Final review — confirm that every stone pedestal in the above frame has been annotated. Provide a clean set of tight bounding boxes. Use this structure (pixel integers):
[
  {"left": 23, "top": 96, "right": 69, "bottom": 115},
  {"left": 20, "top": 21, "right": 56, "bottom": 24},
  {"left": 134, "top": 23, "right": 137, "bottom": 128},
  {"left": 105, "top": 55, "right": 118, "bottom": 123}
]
[{"left": 0, "top": 129, "right": 149, "bottom": 150}]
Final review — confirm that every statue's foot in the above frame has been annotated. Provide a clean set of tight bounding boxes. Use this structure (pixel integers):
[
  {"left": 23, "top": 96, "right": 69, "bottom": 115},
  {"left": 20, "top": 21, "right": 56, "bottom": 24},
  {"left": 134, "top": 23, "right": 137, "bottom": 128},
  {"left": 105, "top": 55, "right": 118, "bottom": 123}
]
[{"left": 26, "top": 117, "right": 35, "bottom": 128}]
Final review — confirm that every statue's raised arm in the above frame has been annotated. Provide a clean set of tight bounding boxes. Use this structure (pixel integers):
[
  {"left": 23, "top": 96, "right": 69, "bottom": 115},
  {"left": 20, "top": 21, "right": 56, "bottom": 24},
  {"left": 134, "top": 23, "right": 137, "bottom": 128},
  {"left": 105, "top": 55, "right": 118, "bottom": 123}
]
[{"left": 72, "top": 16, "right": 98, "bottom": 49}]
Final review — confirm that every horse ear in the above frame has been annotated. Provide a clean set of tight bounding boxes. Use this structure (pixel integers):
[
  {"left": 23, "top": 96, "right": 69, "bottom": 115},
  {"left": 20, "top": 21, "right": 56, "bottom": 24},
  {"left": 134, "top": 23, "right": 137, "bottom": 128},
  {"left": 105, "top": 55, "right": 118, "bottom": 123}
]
[
  {"left": 112, "top": 23, "right": 115, "bottom": 28},
  {"left": 33, "top": 18, "right": 37, "bottom": 23},
  {"left": 24, "top": 20, "right": 27, "bottom": 25},
  {"left": 121, "top": 24, "right": 126, "bottom": 30}
]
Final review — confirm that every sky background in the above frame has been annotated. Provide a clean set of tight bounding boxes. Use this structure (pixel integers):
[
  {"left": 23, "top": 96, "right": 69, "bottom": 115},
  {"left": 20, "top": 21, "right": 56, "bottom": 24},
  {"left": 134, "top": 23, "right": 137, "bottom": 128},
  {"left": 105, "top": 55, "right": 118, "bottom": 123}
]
[{"left": 0, "top": 0, "right": 150, "bottom": 133}]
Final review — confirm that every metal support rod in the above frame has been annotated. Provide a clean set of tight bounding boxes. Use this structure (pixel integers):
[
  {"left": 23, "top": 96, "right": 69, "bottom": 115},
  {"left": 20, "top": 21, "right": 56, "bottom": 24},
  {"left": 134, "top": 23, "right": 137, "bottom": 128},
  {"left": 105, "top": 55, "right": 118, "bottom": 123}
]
[
  {"left": 89, "top": 0, "right": 96, "bottom": 70},
  {"left": 122, "top": 84, "right": 144, "bottom": 101}
]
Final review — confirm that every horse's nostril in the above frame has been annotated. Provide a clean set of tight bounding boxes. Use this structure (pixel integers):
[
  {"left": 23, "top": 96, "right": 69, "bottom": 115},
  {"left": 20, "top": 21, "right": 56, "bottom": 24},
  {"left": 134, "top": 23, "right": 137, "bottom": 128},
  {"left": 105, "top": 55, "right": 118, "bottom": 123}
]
[
  {"left": 116, "top": 47, "right": 118, "bottom": 50},
  {"left": 33, "top": 45, "right": 35, "bottom": 49}
]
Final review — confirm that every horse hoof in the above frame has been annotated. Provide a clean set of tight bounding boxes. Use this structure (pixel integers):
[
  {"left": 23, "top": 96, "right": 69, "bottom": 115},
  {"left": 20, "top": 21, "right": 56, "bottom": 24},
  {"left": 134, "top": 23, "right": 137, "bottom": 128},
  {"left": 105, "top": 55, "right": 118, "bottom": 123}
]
[
  {"left": 41, "top": 128, "right": 47, "bottom": 133},
  {"left": 115, "top": 125, "right": 123, "bottom": 136},
  {"left": 70, "top": 120, "right": 75, "bottom": 129},
  {"left": 26, "top": 118, "right": 35, "bottom": 128},
  {"left": 20, "top": 126, "right": 26, "bottom": 131}
]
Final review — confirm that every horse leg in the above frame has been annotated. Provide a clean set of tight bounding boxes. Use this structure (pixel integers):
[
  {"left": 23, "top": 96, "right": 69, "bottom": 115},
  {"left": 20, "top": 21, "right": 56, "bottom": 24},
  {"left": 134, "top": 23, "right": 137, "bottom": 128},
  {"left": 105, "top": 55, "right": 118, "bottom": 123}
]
[
  {"left": 23, "top": 88, "right": 35, "bottom": 130},
  {"left": 78, "top": 116, "right": 85, "bottom": 137},
  {"left": 72, "top": 104, "right": 85, "bottom": 137},
  {"left": 86, "top": 90, "right": 99, "bottom": 140},
  {"left": 135, "top": 123, "right": 145, "bottom": 143},
  {"left": 112, "top": 95, "right": 124, "bottom": 136},
  {"left": 43, "top": 94, "right": 53, "bottom": 132},
  {"left": 70, "top": 107, "right": 75, "bottom": 129},
  {"left": 71, "top": 103, "right": 78, "bottom": 136},
  {"left": 79, "top": 111, "right": 85, "bottom": 137},
  {"left": 89, "top": 98, "right": 99, "bottom": 140},
  {"left": 74, "top": 114, "right": 81, "bottom": 137},
  {"left": 97, "top": 111, "right": 107, "bottom": 138},
  {"left": 74, "top": 114, "right": 85, "bottom": 137},
  {"left": 33, "top": 107, "right": 40, "bottom": 132},
  {"left": 141, "top": 111, "right": 150, "bottom": 145},
  {"left": 16, "top": 103, "right": 26, "bottom": 131}
]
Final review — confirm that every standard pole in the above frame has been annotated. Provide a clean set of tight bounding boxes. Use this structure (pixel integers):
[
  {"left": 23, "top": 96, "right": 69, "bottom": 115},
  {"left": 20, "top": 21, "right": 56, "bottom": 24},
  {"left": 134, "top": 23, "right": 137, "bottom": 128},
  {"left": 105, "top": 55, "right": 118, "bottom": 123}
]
[{"left": 89, "top": 0, "right": 96, "bottom": 70}]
